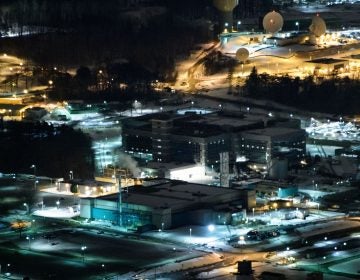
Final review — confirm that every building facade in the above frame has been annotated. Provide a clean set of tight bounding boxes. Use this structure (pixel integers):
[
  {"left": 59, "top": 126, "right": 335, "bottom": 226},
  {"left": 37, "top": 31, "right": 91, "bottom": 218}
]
[
  {"left": 80, "top": 180, "right": 255, "bottom": 229},
  {"left": 122, "top": 110, "right": 306, "bottom": 170}
]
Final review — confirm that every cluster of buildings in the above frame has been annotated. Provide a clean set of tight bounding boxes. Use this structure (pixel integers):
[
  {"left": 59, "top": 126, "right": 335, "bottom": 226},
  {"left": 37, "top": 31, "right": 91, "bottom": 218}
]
[
  {"left": 72, "top": 109, "right": 307, "bottom": 230},
  {"left": 122, "top": 109, "right": 306, "bottom": 176}
]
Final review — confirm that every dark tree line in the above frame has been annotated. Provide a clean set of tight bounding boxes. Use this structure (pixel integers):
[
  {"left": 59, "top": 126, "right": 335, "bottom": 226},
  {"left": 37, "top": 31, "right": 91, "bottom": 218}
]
[
  {"left": 244, "top": 67, "right": 360, "bottom": 115},
  {"left": 0, "top": 0, "right": 275, "bottom": 81},
  {"left": 0, "top": 0, "right": 212, "bottom": 79},
  {"left": 0, "top": 0, "right": 273, "bottom": 29},
  {"left": 0, "top": 122, "right": 94, "bottom": 179},
  {"left": 45, "top": 63, "right": 161, "bottom": 104}
]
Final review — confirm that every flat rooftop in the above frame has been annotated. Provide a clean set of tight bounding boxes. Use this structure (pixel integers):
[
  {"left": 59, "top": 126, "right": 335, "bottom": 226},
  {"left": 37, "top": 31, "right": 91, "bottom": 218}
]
[
  {"left": 97, "top": 180, "right": 241, "bottom": 210},
  {"left": 144, "top": 162, "right": 198, "bottom": 171},
  {"left": 242, "top": 127, "right": 304, "bottom": 137},
  {"left": 62, "top": 179, "right": 114, "bottom": 187},
  {"left": 187, "top": 113, "right": 263, "bottom": 129}
]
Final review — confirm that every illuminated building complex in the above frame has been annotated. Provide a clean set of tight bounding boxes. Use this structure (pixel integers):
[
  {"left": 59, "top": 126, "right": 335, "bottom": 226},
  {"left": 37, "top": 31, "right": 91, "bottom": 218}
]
[{"left": 122, "top": 110, "right": 306, "bottom": 170}]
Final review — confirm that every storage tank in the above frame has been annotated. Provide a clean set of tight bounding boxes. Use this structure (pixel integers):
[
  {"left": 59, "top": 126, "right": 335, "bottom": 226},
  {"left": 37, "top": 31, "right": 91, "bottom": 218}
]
[{"left": 213, "top": 0, "right": 239, "bottom": 33}]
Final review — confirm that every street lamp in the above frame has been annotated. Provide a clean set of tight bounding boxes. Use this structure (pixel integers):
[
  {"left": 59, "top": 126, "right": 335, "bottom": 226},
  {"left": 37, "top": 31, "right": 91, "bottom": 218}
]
[
  {"left": 34, "top": 180, "right": 39, "bottom": 191},
  {"left": 26, "top": 236, "right": 31, "bottom": 250},
  {"left": 295, "top": 21, "right": 299, "bottom": 32},
  {"left": 6, "top": 264, "right": 10, "bottom": 274},
  {"left": 69, "top": 170, "right": 73, "bottom": 180},
  {"left": 56, "top": 200, "right": 60, "bottom": 209},
  {"left": 189, "top": 228, "right": 192, "bottom": 244},
  {"left": 237, "top": 21, "right": 241, "bottom": 31},
  {"left": 23, "top": 203, "right": 29, "bottom": 214},
  {"left": 30, "top": 164, "right": 36, "bottom": 177},
  {"left": 252, "top": 208, "right": 255, "bottom": 218},
  {"left": 161, "top": 222, "right": 164, "bottom": 232},
  {"left": 81, "top": 246, "right": 87, "bottom": 262},
  {"left": 30, "top": 165, "right": 38, "bottom": 191},
  {"left": 208, "top": 224, "right": 215, "bottom": 232}
]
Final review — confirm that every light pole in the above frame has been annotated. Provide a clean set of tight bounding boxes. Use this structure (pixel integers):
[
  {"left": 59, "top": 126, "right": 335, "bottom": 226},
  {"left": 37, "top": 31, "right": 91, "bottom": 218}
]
[
  {"left": 189, "top": 228, "right": 192, "bottom": 244},
  {"left": 81, "top": 246, "right": 87, "bottom": 262},
  {"left": 161, "top": 222, "right": 164, "bottom": 232},
  {"left": 56, "top": 200, "right": 60, "bottom": 209},
  {"left": 26, "top": 236, "right": 31, "bottom": 250},
  {"left": 208, "top": 224, "right": 215, "bottom": 233},
  {"left": 237, "top": 21, "right": 241, "bottom": 31},
  {"left": 30, "top": 164, "right": 37, "bottom": 191},
  {"left": 69, "top": 170, "right": 73, "bottom": 180},
  {"left": 23, "top": 203, "right": 29, "bottom": 215},
  {"left": 252, "top": 208, "right": 255, "bottom": 218},
  {"left": 295, "top": 21, "right": 299, "bottom": 32},
  {"left": 30, "top": 164, "right": 36, "bottom": 177},
  {"left": 318, "top": 256, "right": 326, "bottom": 272}
]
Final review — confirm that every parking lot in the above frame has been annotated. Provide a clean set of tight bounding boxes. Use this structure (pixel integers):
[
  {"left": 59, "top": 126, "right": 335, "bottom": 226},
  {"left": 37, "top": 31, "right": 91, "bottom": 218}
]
[{"left": 1, "top": 227, "right": 205, "bottom": 279}]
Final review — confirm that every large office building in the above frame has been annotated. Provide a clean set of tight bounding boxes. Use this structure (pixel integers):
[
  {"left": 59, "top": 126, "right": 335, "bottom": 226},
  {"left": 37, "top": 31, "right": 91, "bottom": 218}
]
[
  {"left": 122, "top": 110, "right": 306, "bottom": 170},
  {"left": 240, "top": 127, "right": 306, "bottom": 167}
]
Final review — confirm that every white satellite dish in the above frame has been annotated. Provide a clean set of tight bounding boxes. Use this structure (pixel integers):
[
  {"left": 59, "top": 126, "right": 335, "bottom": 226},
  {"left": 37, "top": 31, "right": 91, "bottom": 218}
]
[
  {"left": 263, "top": 11, "right": 284, "bottom": 34},
  {"left": 236, "top": 48, "right": 250, "bottom": 62},
  {"left": 309, "top": 15, "right": 326, "bottom": 37}
]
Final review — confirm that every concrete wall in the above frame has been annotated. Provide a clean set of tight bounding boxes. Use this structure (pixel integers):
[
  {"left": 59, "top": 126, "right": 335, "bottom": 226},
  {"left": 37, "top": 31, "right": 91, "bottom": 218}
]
[
  {"left": 152, "top": 207, "right": 172, "bottom": 229},
  {"left": 80, "top": 199, "right": 93, "bottom": 219}
]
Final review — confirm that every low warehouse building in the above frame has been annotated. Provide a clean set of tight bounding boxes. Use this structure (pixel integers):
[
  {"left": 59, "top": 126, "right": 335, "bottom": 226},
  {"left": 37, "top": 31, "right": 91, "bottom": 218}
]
[{"left": 80, "top": 179, "right": 255, "bottom": 230}]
